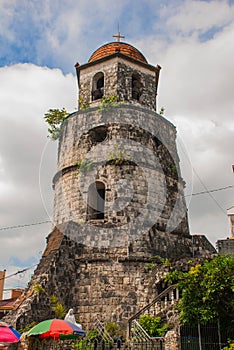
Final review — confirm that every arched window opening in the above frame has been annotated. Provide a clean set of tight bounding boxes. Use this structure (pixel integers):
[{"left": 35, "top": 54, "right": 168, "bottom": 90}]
[
  {"left": 92, "top": 72, "right": 104, "bottom": 101},
  {"left": 89, "top": 126, "right": 108, "bottom": 144},
  {"left": 132, "top": 73, "right": 142, "bottom": 101},
  {"left": 87, "top": 181, "right": 105, "bottom": 220}
]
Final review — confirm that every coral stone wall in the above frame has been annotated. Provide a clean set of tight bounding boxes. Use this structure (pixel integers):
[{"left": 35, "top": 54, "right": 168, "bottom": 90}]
[
  {"left": 4, "top": 229, "right": 215, "bottom": 331},
  {"left": 53, "top": 104, "right": 189, "bottom": 243},
  {"left": 78, "top": 57, "right": 158, "bottom": 111}
]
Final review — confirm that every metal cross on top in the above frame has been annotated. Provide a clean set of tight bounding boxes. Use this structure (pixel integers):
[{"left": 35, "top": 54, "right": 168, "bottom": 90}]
[{"left": 112, "top": 31, "right": 125, "bottom": 42}]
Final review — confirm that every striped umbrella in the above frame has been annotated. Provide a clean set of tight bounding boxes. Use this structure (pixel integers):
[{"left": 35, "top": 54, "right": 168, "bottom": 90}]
[
  {"left": 0, "top": 322, "right": 21, "bottom": 343},
  {"left": 28, "top": 319, "right": 85, "bottom": 340}
]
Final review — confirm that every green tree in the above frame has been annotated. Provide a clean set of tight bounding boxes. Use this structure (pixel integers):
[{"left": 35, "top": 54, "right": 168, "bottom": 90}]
[
  {"left": 44, "top": 108, "right": 68, "bottom": 140},
  {"left": 166, "top": 255, "right": 234, "bottom": 326},
  {"left": 138, "top": 315, "right": 168, "bottom": 337}
]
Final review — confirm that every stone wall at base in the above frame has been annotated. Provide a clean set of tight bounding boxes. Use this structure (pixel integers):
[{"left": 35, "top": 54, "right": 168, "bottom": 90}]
[{"left": 3, "top": 225, "right": 216, "bottom": 332}]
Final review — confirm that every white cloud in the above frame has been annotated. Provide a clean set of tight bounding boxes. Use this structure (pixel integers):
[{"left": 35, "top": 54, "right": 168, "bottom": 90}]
[
  {"left": 0, "top": 63, "right": 76, "bottom": 276},
  {"left": 161, "top": 0, "right": 234, "bottom": 36}
]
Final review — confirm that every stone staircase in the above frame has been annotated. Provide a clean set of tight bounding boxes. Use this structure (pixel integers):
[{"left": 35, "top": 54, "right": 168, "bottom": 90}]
[
  {"left": 90, "top": 285, "right": 180, "bottom": 349},
  {"left": 127, "top": 285, "right": 179, "bottom": 346}
]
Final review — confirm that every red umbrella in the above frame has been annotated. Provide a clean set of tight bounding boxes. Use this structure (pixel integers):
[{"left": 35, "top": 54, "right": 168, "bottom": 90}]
[{"left": 0, "top": 322, "right": 21, "bottom": 343}]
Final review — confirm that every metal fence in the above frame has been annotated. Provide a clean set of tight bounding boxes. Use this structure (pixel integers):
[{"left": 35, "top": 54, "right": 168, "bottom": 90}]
[
  {"left": 180, "top": 323, "right": 234, "bottom": 350},
  {"left": 128, "top": 340, "right": 165, "bottom": 350}
]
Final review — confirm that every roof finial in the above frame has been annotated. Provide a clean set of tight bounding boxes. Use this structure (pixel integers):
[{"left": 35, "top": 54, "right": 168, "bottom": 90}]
[{"left": 112, "top": 25, "right": 125, "bottom": 42}]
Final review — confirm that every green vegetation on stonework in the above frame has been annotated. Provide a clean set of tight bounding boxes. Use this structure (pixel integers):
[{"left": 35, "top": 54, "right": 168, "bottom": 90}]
[
  {"left": 139, "top": 314, "right": 169, "bottom": 337},
  {"left": 97, "top": 95, "right": 120, "bottom": 113},
  {"left": 159, "top": 107, "right": 165, "bottom": 115},
  {"left": 18, "top": 321, "right": 37, "bottom": 334},
  {"left": 33, "top": 283, "right": 66, "bottom": 318},
  {"left": 108, "top": 144, "right": 130, "bottom": 165},
  {"left": 75, "top": 158, "right": 94, "bottom": 175},
  {"left": 166, "top": 254, "right": 234, "bottom": 327},
  {"left": 78, "top": 96, "right": 90, "bottom": 110},
  {"left": 171, "top": 165, "right": 177, "bottom": 175},
  {"left": 44, "top": 108, "right": 68, "bottom": 140},
  {"left": 145, "top": 256, "right": 171, "bottom": 270}
]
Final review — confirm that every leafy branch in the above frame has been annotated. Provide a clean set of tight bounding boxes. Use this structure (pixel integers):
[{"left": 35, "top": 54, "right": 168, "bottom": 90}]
[
  {"left": 44, "top": 108, "right": 68, "bottom": 140},
  {"left": 139, "top": 314, "right": 169, "bottom": 337},
  {"left": 166, "top": 255, "right": 234, "bottom": 326}
]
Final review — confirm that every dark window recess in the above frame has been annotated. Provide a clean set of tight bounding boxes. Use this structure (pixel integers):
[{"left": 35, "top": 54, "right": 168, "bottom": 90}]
[
  {"left": 92, "top": 73, "right": 104, "bottom": 101},
  {"left": 89, "top": 126, "right": 108, "bottom": 143},
  {"left": 87, "top": 182, "right": 105, "bottom": 220},
  {"left": 132, "top": 74, "right": 142, "bottom": 101},
  {"left": 97, "top": 76, "right": 104, "bottom": 89}
]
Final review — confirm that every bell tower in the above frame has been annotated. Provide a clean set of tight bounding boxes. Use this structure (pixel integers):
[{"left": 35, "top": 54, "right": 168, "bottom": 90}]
[
  {"left": 75, "top": 40, "right": 161, "bottom": 111},
  {"left": 51, "top": 38, "right": 195, "bottom": 327},
  {"left": 3, "top": 37, "right": 217, "bottom": 332}
]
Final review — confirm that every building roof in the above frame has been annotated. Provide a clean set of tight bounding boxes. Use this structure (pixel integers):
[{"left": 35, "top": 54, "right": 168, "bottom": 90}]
[
  {"left": 88, "top": 42, "right": 148, "bottom": 64},
  {"left": 0, "top": 298, "right": 17, "bottom": 309}
]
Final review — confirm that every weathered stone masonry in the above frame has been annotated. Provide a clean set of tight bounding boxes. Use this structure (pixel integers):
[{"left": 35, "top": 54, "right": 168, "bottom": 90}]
[
  {"left": 53, "top": 104, "right": 189, "bottom": 238},
  {"left": 3, "top": 41, "right": 217, "bottom": 333}
]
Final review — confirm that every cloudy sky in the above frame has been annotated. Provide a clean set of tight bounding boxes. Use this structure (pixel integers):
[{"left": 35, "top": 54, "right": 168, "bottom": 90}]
[{"left": 1, "top": 0, "right": 234, "bottom": 295}]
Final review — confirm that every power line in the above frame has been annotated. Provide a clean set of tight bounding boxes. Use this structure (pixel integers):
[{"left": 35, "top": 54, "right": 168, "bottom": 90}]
[
  {"left": 0, "top": 264, "right": 38, "bottom": 281},
  {"left": 0, "top": 184, "right": 233, "bottom": 233},
  {"left": 186, "top": 184, "right": 234, "bottom": 197},
  {"left": 0, "top": 220, "right": 51, "bottom": 231},
  {"left": 191, "top": 168, "right": 230, "bottom": 214},
  {"left": 176, "top": 139, "right": 232, "bottom": 215}
]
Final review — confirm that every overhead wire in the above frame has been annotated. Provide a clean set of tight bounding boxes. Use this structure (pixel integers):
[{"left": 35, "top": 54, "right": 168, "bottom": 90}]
[
  {"left": 0, "top": 184, "right": 233, "bottom": 284},
  {"left": 186, "top": 184, "right": 234, "bottom": 197},
  {"left": 0, "top": 264, "right": 38, "bottom": 281},
  {"left": 0, "top": 183, "right": 233, "bottom": 233},
  {"left": 190, "top": 167, "right": 229, "bottom": 215},
  {"left": 0, "top": 220, "right": 51, "bottom": 231}
]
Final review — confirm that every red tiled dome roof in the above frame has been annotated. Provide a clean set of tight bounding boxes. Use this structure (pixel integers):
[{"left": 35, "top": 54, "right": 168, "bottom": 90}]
[{"left": 88, "top": 42, "right": 148, "bottom": 64}]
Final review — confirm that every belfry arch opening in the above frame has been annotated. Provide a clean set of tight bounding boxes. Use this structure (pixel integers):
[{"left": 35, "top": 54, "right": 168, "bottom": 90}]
[
  {"left": 132, "top": 73, "right": 142, "bottom": 101},
  {"left": 87, "top": 181, "right": 105, "bottom": 220},
  {"left": 92, "top": 72, "right": 104, "bottom": 101}
]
